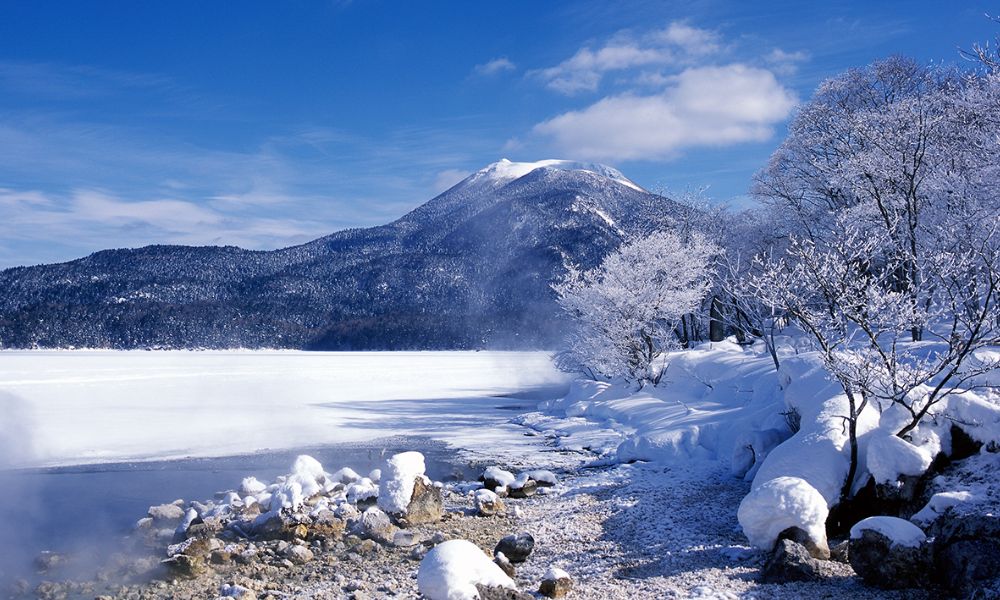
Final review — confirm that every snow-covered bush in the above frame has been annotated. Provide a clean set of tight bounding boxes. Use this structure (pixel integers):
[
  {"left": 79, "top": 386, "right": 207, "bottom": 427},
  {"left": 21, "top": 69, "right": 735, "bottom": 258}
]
[{"left": 554, "top": 231, "right": 719, "bottom": 386}]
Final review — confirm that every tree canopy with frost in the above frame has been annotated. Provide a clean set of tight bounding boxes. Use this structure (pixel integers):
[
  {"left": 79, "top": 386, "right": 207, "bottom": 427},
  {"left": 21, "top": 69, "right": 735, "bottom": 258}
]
[{"left": 554, "top": 231, "right": 719, "bottom": 386}]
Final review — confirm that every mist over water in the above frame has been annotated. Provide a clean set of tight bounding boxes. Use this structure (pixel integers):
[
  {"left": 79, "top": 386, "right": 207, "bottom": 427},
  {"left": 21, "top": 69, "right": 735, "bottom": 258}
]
[{"left": 0, "top": 437, "right": 475, "bottom": 590}]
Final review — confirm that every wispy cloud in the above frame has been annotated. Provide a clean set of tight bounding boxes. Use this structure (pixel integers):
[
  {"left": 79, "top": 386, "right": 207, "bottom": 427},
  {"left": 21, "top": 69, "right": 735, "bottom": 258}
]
[
  {"left": 532, "top": 21, "right": 723, "bottom": 95},
  {"left": 765, "top": 48, "right": 810, "bottom": 75},
  {"left": 474, "top": 57, "right": 516, "bottom": 76},
  {"left": 532, "top": 64, "right": 797, "bottom": 162}
]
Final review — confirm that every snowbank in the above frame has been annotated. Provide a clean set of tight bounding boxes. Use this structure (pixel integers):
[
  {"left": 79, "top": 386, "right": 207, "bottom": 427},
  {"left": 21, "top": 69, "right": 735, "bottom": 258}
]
[
  {"left": 417, "top": 539, "right": 517, "bottom": 600},
  {"left": 539, "top": 342, "right": 789, "bottom": 466},
  {"left": 850, "top": 516, "right": 926, "bottom": 548}
]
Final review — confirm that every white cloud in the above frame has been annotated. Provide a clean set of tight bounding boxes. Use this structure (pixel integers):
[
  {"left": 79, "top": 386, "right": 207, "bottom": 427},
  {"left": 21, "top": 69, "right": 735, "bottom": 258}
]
[
  {"left": 534, "top": 21, "right": 722, "bottom": 95},
  {"left": 765, "top": 48, "right": 810, "bottom": 75},
  {"left": 433, "top": 169, "right": 471, "bottom": 193},
  {"left": 532, "top": 64, "right": 797, "bottom": 161},
  {"left": 654, "top": 22, "right": 721, "bottom": 56},
  {"left": 474, "top": 57, "right": 516, "bottom": 76}
]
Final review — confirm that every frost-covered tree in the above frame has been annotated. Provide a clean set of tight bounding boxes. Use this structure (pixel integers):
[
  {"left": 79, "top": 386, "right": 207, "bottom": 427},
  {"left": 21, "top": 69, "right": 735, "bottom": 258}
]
[
  {"left": 753, "top": 57, "right": 1000, "bottom": 342},
  {"left": 743, "top": 215, "right": 1000, "bottom": 501},
  {"left": 554, "top": 231, "right": 719, "bottom": 386}
]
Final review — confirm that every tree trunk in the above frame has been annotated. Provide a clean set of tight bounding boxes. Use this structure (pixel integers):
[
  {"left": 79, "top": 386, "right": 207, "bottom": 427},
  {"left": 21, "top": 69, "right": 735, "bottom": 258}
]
[{"left": 709, "top": 296, "right": 725, "bottom": 342}]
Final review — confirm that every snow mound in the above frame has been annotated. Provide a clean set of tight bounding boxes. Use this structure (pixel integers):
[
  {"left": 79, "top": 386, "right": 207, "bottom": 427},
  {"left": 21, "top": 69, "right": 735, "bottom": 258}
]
[
  {"left": 378, "top": 451, "right": 426, "bottom": 514},
  {"left": 417, "top": 539, "right": 517, "bottom": 600},
  {"left": 738, "top": 476, "right": 829, "bottom": 551},
  {"left": 850, "top": 516, "right": 927, "bottom": 548},
  {"left": 866, "top": 434, "right": 933, "bottom": 484}
]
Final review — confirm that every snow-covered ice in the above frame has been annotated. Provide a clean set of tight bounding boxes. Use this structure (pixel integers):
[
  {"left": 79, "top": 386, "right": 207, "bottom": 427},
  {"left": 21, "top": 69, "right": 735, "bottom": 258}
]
[{"left": 0, "top": 350, "right": 566, "bottom": 468}]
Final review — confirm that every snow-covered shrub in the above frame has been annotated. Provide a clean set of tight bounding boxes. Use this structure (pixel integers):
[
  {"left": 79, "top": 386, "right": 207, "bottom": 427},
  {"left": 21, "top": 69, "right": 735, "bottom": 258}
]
[{"left": 553, "top": 231, "right": 719, "bottom": 386}]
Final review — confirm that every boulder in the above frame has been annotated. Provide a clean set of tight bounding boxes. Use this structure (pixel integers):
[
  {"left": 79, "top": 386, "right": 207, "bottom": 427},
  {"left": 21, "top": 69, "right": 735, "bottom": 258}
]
[
  {"left": 161, "top": 553, "right": 207, "bottom": 578},
  {"left": 401, "top": 476, "right": 443, "bottom": 526},
  {"left": 495, "top": 533, "right": 534, "bottom": 564},
  {"left": 777, "top": 526, "right": 830, "bottom": 560},
  {"left": 482, "top": 467, "right": 516, "bottom": 492},
  {"left": 760, "top": 539, "right": 824, "bottom": 583},
  {"left": 539, "top": 567, "right": 573, "bottom": 598},
  {"left": 356, "top": 507, "right": 398, "bottom": 544},
  {"left": 475, "top": 489, "right": 506, "bottom": 517},
  {"left": 309, "top": 510, "right": 347, "bottom": 539},
  {"left": 283, "top": 544, "right": 314, "bottom": 564},
  {"left": 507, "top": 477, "right": 538, "bottom": 499},
  {"left": 848, "top": 528, "right": 931, "bottom": 589},
  {"left": 932, "top": 513, "right": 1000, "bottom": 597},
  {"left": 148, "top": 503, "right": 186, "bottom": 522}
]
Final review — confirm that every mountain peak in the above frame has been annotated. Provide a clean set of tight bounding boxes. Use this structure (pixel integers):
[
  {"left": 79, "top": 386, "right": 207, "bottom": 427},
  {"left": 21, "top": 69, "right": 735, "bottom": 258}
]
[{"left": 470, "top": 158, "right": 644, "bottom": 192}]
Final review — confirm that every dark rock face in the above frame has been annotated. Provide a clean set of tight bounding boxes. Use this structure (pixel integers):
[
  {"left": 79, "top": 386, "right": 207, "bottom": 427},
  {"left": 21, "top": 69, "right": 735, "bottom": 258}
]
[
  {"left": 848, "top": 529, "right": 932, "bottom": 589},
  {"left": 495, "top": 532, "right": 535, "bottom": 564},
  {"left": 932, "top": 514, "right": 1000, "bottom": 597},
  {"left": 761, "top": 539, "right": 825, "bottom": 583},
  {"left": 0, "top": 164, "right": 686, "bottom": 350}
]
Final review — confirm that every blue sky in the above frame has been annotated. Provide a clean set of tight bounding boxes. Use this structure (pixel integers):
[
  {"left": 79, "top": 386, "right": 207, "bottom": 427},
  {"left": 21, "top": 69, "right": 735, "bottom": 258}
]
[{"left": 0, "top": 1, "right": 996, "bottom": 267}]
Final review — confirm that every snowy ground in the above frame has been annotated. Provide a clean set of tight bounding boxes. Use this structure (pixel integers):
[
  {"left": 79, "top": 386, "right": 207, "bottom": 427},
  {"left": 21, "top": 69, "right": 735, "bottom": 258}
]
[
  {"left": 0, "top": 350, "right": 567, "bottom": 469},
  {"left": 3, "top": 347, "right": 993, "bottom": 598}
]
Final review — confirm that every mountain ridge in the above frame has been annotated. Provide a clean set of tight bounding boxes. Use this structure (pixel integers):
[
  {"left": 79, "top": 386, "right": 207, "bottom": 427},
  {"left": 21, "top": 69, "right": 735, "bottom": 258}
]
[{"left": 0, "top": 159, "right": 686, "bottom": 349}]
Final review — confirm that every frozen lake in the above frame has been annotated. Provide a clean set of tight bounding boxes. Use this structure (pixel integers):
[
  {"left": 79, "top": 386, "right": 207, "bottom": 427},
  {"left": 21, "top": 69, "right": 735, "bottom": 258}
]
[
  {"left": 0, "top": 351, "right": 568, "bottom": 585},
  {"left": 0, "top": 350, "right": 566, "bottom": 468}
]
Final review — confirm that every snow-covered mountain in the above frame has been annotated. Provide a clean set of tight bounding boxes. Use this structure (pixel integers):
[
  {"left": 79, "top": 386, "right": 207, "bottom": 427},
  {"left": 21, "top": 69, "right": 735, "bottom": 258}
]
[{"left": 0, "top": 160, "right": 688, "bottom": 349}]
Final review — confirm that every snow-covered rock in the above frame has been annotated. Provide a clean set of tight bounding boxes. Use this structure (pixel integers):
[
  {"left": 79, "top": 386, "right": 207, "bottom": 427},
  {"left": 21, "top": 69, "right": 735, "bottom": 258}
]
[
  {"left": 911, "top": 490, "right": 975, "bottom": 524},
  {"left": 482, "top": 467, "right": 516, "bottom": 491},
  {"left": 378, "top": 451, "right": 427, "bottom": 515},
  {"left": 848, "top": 518, "right": 931, "bottom": 589},
  {"left": 330, "top": 467, "right": 362, "bottom": 485},
  {"left": 239, "top": 476, "right": 267, "bottom": 496},
  {"left": 494, "top": 532, "right": 534, "bottom": 563},
  {"left": 539, "top": 566, "right": 573, "bottom": 598},
  {"left": 850, "top": 516, "right": 926, "bottom": 548},
  {"left": 346, "top": 477, "right": 379, "bottom": 504},
  {"left": 737, "top": 476, "right": 829, "bottom": 556},
  {"left": 417, "top": 539, "right": 518, "bottom": 600},
  {"left": 473, "top": 489, "right": 505, "bottom": 517}
]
